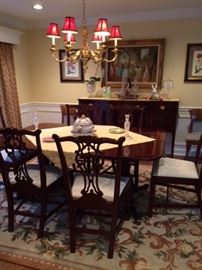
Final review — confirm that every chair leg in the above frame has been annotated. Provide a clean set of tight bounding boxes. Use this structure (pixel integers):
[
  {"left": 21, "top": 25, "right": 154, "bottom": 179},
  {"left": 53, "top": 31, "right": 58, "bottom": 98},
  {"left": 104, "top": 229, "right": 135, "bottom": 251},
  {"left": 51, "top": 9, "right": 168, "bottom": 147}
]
[
  {"left": 148, "top": 181, "right": 156, "bottom": 217},
  {"left": 69, "top": 208, "right": 76, "bottom": 253},
  {"left": 185, "top": 142, "right": 191, "bottom": 159},
  {"left": 7, "top": 195, "right": 14, "bottom": 232},
  {"left": 195, "top": 184, "right": 202, "bottom": 218},
  {"left": 108, "top": 216, "right": 117, "bottom": 259},
  {"left": 38, "top": 197, "right": 47, "bottom": 238}
]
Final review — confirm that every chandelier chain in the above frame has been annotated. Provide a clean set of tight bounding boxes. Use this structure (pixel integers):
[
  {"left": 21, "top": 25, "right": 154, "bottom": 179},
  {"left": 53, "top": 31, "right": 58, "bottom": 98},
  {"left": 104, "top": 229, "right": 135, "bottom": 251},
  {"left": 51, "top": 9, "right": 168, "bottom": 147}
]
[{"left": 82, "top": 0, "right": 87, "bottom": 26}]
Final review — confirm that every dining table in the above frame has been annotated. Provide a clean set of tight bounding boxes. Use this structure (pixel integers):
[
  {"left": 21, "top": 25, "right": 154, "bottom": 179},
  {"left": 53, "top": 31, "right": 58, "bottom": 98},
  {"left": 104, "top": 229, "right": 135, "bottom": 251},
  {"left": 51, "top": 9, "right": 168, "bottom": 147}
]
[{"left": 26, "top": 123, "right": 166, "bottom": 190}]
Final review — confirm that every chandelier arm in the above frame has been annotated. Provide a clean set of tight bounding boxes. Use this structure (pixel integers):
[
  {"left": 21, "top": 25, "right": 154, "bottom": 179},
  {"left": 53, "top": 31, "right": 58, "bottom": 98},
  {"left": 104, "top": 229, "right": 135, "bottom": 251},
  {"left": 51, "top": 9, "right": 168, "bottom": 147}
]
[
  {"left": 46, "top": 0, "right": 123, "bottom": 71},
  {"left": 91, "top": 51, "right": 103, "bottom": 63},
  {"left": 68, "top": 50, "right": 81, "bottom": 63},
  {"left": 51, "top": 51, "right": 68, "bottom": 63},
  {"left": 102, "top": 48, "right": 118, "bottom": 63},
  {"left": 102, "top": 54, "right": 118, "bottom": 63}
]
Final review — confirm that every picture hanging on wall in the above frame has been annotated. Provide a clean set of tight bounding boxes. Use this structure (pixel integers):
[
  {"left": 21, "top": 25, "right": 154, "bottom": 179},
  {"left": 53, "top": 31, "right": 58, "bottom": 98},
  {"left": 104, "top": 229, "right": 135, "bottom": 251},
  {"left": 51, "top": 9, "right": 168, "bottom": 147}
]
[
  {"left": 101, "top": 39, "right": 166, "bottom": 89},
  {"left": 59, "top": 50, "right": 84, "bottom": 83},
  {"left": 184, "top": 43, "right": 202, "bottom": 82}
]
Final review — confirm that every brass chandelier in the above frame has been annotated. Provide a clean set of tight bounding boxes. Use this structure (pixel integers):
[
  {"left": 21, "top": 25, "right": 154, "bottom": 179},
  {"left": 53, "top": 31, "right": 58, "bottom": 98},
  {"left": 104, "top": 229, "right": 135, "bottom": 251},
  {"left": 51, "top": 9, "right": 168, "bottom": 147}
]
[{"left": 46, "top": 0, "right": 123, "bottom": 72}]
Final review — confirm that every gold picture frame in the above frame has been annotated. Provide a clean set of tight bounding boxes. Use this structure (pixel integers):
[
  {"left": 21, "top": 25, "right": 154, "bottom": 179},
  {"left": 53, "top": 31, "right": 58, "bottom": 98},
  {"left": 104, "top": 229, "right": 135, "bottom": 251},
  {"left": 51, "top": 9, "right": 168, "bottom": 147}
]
[{"left": 101, "top": 39, "right": 166, "bottom": 89}]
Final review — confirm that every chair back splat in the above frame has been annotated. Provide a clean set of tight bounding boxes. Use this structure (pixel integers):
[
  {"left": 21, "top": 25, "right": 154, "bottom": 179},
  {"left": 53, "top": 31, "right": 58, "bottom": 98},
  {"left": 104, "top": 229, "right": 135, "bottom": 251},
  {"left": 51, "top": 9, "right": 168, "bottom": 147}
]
[
  {"left": 60, "top": 103, "right": 99, "bottom": 125},
  {"left": 0, "top": 128, "right": 66, "bottom": 238},
  {"left": 109, "top": 104, "right": 145, "bottom": 133},
  {"left": 53, "top": 134, "right": 133, "bottom": 258},
  {"left": 109, "top": 104, "right": 145, "bottom": 189}
]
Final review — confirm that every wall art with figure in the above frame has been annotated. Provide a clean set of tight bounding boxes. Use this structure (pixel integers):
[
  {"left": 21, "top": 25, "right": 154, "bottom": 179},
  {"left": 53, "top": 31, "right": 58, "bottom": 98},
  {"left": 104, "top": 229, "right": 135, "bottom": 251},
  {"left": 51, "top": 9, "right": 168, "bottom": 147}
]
[{"left": 101, "top": 39, "right": 165, "bottom": 89}]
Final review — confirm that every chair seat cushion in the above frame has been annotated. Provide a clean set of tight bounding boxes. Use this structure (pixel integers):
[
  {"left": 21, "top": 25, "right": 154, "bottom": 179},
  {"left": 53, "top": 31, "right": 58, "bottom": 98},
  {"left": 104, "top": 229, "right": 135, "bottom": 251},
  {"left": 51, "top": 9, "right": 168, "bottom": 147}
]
[
  {"left": 72, "top": 174, "right": 129, "bottom": 201},
  {"left": 185, "top": 132, "right": 201, "bottom": 142},
  {"left": 152, "top": 157, "right": 199, "bottom": 179},
  {"left": 1, "top": 149, "right": 36, "bottom": 164},
  {"left": 10, "top": 164, "right": 62, "bottom": 188}
]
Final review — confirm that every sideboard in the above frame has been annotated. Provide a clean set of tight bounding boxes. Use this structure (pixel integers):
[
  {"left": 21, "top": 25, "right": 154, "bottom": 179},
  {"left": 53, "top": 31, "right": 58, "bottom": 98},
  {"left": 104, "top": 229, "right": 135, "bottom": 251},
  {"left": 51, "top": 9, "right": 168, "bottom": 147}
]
[{"left": 78, "top": 97, "right": 179, "bottom": 156}]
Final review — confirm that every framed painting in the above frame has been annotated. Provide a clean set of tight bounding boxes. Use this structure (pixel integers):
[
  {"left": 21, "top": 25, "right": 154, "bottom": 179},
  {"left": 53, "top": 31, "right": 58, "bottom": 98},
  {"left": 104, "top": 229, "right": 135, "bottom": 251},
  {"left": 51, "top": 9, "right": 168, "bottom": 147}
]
[
  {"left": 101, "top": 39, "right": 166, "bottom": 89},
  {"left": 184, "top": 43, "right": 202, "bottom": 82},
  {"left": 59, "top": 50, "right": 84, "bottom": 82}
]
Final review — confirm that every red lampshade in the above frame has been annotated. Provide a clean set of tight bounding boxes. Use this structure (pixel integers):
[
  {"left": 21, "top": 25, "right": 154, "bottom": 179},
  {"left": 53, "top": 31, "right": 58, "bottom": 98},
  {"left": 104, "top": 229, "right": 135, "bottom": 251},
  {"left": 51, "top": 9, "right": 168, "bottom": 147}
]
[
  {"left": 46, "top": 23, "right": 61, "bottom": 38},
  {"left": 109, "top": 26, "right": 122, "bottom": 40},
  {"left": 92, "top": 33, "right": 103, "bottom": 43},
  {"left": 62, "top": 17, "right": 78, "bottom": 34},
  {"left": 92, "top": 33, "right": 103, "bottom": 49},
  {"left": 64, "top": 33, "right": 76, "bottom": 43},
  {"left": 94, "top": 18, "right": 110, "bottom": 36}
]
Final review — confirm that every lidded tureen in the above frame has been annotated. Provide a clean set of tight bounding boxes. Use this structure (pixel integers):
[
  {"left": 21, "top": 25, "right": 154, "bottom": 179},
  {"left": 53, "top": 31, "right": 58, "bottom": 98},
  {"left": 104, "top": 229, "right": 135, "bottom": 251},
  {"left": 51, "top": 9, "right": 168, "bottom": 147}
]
[{"left": 71, "top": 114, "right": 95, "bottom": 134}]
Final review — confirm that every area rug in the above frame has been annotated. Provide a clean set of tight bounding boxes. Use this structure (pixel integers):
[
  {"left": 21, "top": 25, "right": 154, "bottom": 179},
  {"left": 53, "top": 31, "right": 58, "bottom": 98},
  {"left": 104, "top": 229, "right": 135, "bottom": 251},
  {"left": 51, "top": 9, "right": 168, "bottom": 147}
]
[{"left": 0, "top": 162, "right": 202, "bottom": 270}]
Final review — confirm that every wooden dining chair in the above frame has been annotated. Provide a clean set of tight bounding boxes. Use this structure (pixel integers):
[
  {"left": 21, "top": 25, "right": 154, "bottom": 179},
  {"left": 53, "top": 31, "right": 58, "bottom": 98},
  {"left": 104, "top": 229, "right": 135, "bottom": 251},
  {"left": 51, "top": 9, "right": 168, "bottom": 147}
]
[
  {"left": 109, "top": 104, "right": 146, "bottom": 189},
  {"left": 185, "top": 109, "right": 202, "bottom": 160},
  {"left": 148, "top": 133, "right": 202, "bottom": 217},
  {"left": 109, "top": 104, "right": 145, "bottom": 133},
  {"left": 60, "top": 103, "right": 99, "bottom": 125},
  {"left": 60, "top": 104, "right": 79, "bottom": 125},
  {"left": 0, "top": 127, "right": 66, "bottom": 238},
  {"left": 53, "top": 134, "right": 133, "bottom": 258}
]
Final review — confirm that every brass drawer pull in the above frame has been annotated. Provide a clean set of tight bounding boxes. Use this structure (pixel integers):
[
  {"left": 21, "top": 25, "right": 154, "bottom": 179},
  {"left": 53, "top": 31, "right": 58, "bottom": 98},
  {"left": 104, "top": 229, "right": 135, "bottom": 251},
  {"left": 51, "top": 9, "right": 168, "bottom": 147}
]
[{"left": 160, "top": 105, "right": 165, "bottom": 110}]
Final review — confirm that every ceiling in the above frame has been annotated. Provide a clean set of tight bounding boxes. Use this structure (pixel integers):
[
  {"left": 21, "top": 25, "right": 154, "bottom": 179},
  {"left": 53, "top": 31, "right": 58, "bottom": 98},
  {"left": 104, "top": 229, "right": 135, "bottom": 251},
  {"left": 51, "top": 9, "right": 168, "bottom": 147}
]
[{"left": 0, "top": 0, "right": 202, "bottom": 29}]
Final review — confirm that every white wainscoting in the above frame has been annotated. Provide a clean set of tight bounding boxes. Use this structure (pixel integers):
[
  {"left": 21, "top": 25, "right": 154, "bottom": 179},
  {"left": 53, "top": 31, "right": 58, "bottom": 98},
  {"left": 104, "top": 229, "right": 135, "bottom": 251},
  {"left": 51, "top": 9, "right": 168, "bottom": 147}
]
[{"left": 19, "top": 102, "right": 201, "bottom": 157}]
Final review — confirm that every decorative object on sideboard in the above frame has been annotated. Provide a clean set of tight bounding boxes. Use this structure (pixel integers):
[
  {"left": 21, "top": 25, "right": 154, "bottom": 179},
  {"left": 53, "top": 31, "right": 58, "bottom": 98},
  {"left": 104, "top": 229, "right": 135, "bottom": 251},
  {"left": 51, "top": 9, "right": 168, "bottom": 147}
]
[
  {"left": 46, "top": 0, "right": 123, "bottom": 72},
  {"left": 85, "top": 77, "right": 101, "bottom": 97},
  {"left": 162, "top": 79, "right": 174, "bottom": 98},
  {"left": 116, "top": 78, "right": 138, "bottom": 99},
  {"left": 148, "top": 84, "right": 163, "bottom": 101}
]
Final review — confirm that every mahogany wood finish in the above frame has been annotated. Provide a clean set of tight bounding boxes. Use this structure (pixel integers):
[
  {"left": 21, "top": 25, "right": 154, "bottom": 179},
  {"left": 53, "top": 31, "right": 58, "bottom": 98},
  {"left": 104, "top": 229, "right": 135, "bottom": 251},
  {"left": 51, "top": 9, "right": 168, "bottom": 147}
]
[
  {"left": 60, "top": 103, "right": 100, "bottom": 125},
  {"left": 60, "top": 104, "right": 79, "bottom": 125},
  {"left": 25, "top": 123, "right": 165, "bottom": 192},
  {"left": 109, "top": 104, "right": 145, "bottom": 133},
  {"left": 53, "top": 134, "right": 132, "bottom": 259},
  {"left": 0, "top": 128, "right": 66, "bottom": 238},
  {"left": 78, "top": 97, "right": 179, "bottom": 156},
  {"left": 185, "top": 109, "right": 202, "bottom": 160},
  {"left": 103, "top": 129, "right": 166, "bottom": 189}
]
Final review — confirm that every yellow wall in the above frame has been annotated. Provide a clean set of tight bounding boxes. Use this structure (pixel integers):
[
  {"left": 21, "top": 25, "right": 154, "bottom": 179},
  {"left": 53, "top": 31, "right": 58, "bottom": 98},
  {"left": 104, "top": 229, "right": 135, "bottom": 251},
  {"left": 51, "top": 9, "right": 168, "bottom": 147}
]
[{"left": 14, "top": 17, "right": 202, "bottom": 107}]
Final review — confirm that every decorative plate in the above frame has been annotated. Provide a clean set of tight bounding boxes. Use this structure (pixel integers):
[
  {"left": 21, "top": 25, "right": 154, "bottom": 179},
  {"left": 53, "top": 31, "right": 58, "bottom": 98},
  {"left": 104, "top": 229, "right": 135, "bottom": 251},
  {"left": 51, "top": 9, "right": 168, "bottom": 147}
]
[{"left": 108, "top": 128, "right": 125, "bottom": 134}]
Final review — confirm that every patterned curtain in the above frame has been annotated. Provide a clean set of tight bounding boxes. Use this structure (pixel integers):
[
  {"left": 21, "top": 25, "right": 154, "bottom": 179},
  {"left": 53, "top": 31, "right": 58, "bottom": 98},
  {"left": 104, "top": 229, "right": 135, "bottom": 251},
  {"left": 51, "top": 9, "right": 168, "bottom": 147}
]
[{"left": 0, "top": 42, "right": 22, "bottom": 128}]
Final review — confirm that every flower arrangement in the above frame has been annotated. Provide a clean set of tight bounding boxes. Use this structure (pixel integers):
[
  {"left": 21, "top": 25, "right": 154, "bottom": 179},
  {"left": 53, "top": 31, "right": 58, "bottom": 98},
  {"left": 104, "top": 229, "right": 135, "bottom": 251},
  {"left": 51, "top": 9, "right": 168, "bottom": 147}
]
[{"left": 85, "top": 76, "right": 100, "bottom": 85}]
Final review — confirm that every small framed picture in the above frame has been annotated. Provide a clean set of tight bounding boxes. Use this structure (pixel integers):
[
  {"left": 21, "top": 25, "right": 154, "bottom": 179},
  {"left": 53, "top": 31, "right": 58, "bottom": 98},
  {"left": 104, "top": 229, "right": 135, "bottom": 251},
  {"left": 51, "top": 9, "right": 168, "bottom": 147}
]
[
  {"left": 59, "top": 50, "right": 84, "bottom": 82},
  {"left": 184, "top": 43, "right": 202, "bottom": 82}
]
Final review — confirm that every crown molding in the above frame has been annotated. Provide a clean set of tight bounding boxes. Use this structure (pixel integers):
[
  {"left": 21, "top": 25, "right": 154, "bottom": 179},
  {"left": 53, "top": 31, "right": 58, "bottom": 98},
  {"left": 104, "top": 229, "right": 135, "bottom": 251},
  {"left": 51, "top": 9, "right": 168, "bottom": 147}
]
[
  {"left": 0, "top": 5, "right": 201, "bottom": 30},
  {"left": 0, "top": 26, "right": 23, "bottom": 44},
  {"left": 27, "top": 6, "right": 202, "bottom": 29}
]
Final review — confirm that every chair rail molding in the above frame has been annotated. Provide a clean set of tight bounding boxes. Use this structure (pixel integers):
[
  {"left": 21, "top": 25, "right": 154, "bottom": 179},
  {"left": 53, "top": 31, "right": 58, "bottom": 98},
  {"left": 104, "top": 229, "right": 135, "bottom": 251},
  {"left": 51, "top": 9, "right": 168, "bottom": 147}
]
[{"left": 0, "top": 26, "right": 23, "bottom": 45}]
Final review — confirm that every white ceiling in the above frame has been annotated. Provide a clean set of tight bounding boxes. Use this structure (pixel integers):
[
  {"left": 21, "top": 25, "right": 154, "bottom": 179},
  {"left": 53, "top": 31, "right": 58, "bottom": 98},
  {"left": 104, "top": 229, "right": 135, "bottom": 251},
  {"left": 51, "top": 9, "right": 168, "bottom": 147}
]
[{"left": 0, "top": 0, "right": 202, "bottom": 29}]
